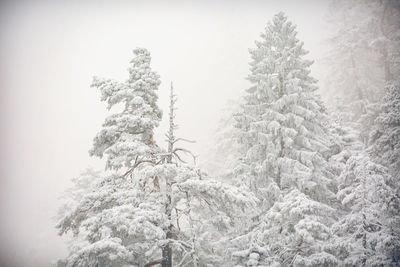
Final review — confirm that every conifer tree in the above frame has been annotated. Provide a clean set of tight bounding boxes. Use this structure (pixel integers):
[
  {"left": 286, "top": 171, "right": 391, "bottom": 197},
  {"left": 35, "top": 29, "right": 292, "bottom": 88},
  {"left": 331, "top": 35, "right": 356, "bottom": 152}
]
[
  {"left": 89, "top": 48, "right": 162, "bottom": 171},
  {"left": 328, "top": 153, "right": 399, "bottom": 266},
  {"left": 56, "top": 168, "right": 103, "bottom": 221},
  {"left": 57, "top": 63, "right": 256, "bottom": 266},
  {"left": 230, "top": 13, "right": 338, "bottom": 266},
  {"left": 370, "top": 82, "right": 400, "bottom": 189},
  {"left": 369, "top": 82, "right": 400, "bottom": 263},
  {"left": 57, "top": 48, "right": 165, "bottom": 266}
]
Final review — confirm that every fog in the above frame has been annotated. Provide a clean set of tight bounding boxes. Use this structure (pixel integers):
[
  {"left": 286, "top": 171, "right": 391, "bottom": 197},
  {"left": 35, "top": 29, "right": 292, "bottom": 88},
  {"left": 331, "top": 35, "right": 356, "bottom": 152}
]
[{"left": 0, "top": 1, "right": 330, "bottom": 266}]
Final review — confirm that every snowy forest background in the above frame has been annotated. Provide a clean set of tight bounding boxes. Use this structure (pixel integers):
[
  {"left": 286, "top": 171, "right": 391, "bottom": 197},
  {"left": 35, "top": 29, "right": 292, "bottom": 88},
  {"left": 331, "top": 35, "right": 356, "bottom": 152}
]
[{"left": 0, "top": 0, "right": 399, "bottom": 266}]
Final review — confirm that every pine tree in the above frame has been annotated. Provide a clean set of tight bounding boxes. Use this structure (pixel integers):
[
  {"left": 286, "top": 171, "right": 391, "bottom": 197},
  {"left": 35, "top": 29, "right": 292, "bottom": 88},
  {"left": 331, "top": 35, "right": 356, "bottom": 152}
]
[
  {"left": 229, "top": 13, "right": 338, "bottom": 266},
  {"left": 89, "top": 48, "right": 162, "bottom": 171},
  {"left": 369, "top": 82, "right": 400, "bottom": 263},
  {"left": 57, "top": 67, "right": 256, "bottom": 266},
  {"left": 234, "top": 12, "right": 335, "bottom": 203},
  {"left": 56, "top": 168, "right": 103, "bottom": 222},
  {"left": 322, "top": 2, "right": 400, "bottom": 264},
  {"left": 371, "top": 82, "right": 400, "bottom": 189},
  {"left": 328, "top": 153, "right": 399, "bottom": 266},
  {"left": 57, "top": 48, "right": 165, "bottom": 266}
]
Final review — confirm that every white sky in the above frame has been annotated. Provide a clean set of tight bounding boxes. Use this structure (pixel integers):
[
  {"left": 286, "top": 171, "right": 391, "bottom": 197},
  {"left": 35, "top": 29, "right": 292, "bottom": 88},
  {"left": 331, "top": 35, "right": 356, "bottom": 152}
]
[{"left": 0, "top": 0, "right": 330, "bottom": 266}]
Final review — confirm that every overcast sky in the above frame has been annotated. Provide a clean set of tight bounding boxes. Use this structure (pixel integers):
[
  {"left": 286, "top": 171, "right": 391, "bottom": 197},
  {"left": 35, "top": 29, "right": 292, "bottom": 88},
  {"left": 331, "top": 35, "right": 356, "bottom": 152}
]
[{"left": 0, "top": 1, "right": 330, "bottom": 266}]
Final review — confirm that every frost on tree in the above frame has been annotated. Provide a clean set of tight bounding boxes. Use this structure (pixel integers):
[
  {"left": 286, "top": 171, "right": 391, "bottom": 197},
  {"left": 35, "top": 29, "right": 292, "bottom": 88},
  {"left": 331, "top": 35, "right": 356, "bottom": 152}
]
[
  {"left": 143, "top": 84, "right": 257, "bottom": 267},
  {"left": 56, "top": 76, "right": 256, "bottom": 267},
  {"left": 323, "top": 0, "right": 384, "bottom": 108},
  {"left": 322, "top": 0, "right": 400, "bottom": 145},
  {"left": 56, "top": 48, "right": 165, "bottom": 267},
  {"left": 56, "top": 168, "right": 103, "bottom": 222},
  {"left": 369, "top": 82, "right": 400, "bottom": 263},
  {"left": 89, "top": 48, "right": 162, "bottom": 171},
  {"left": 371, "top": 82, "right": 400, "bottom": 189},
  {"left": 57, "top": 173, "right": 166, "bottom": 267},
  {"left": 328, "top": 153, "right": 400, "bottom": 266},
  {"left": 233, "top": 12, "right": 336, "bottom": 206},
  {"left": 230, "top": 13, "right": 338, "bottom": 266}
]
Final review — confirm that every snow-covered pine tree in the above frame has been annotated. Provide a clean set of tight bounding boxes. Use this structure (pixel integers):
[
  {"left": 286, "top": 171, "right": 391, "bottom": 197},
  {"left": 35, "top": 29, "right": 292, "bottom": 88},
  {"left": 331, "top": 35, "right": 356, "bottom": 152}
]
[
  {"left": 89, "top": 48, "right": 162, "bottom": 171},
  {"left": 326, "top": 100, "right": 365, "bottom": 181},
  {"left": 369, "top": 82, "right": 400, "bottom": 262},
  {"left": 370, "top": 82, "right": 400, "bottom": 191},
  {"left": 57, "top": 48, "right": 165, "bottom": 266},
  {"left": 57, "top": 173, "right": 157, "bottom": 266},
  {"left": 359, "top": 0, "right": 400, "bottom": 148},
  {"left": 229, "top": 12, "right": 339, "bottom": 266},
  {"left": 326, "top": 90, "right": 400, "bottom": 265},
  {"left": 56, "top": 168, "right": 103, "bottom": 221},
  {"left": 320, "top": 2, "right": 400, "bottom": 264},
  {"left": 328, "top": 153, "right": 400, "bottom": 266},
  {"left": 368, "top": 0, "right": 400, "bottom": 190},
  {"left": 57, "top": 72, "right": 256, "bottom": 266}
]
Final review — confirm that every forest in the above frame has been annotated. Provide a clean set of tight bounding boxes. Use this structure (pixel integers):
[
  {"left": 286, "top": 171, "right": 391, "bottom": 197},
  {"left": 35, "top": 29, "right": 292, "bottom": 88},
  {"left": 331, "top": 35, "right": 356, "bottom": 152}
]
[{"left": 51, "top": 1, "right": 400, "bottom": 266}]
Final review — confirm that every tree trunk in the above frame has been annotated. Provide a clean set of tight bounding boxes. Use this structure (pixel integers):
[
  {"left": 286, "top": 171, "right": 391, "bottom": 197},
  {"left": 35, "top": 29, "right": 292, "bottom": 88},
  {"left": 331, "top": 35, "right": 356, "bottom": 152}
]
[
  {"left": 161, "top": 239, "right": 172, "bottom": 267},
  {"left": 161, "top": 82, "right": 175, "bottom": 267},
  {"left": 382, "top": 43, "right": 393, "bottom": 82},
  {"left": 380, "top": 1, "right": 393, "bottom": 82},
  {"left": 161, "top": 191, "right": 173, "bottom": 267}
]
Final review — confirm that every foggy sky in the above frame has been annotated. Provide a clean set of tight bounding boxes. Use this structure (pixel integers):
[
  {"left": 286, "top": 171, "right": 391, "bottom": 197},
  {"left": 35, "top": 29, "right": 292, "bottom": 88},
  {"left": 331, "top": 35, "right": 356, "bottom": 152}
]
[{"left": 0, "top": 1, "right": 330, "bottom": 266}]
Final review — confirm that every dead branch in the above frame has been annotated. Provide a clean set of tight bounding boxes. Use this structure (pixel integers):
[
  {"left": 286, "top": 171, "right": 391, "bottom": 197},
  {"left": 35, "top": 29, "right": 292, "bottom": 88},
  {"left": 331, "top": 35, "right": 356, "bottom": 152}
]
[
  {"left": 123, "top": 159, "right": 163, "bottom": 177},
  {"left": 173, "top": 148, "right": 197, "bottom": 164},
  {"left": 144, "top": 259, "right": 162, "bottom": 267},
  {"left": 173, "top": 148, "right": 197, "bottom": 159},
  {"left": 176, "top": 208, "right": 181, "bottom": 231},
  {"left": 288, "top": 236, "right": 304, "bottom": 266},
  {"left": 173, "top": 152, "right": 187, "bottom": 164}
]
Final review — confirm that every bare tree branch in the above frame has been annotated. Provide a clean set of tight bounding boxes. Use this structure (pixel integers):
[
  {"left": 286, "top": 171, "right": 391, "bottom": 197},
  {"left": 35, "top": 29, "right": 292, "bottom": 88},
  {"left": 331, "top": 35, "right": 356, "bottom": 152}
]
[
  {"left": 173, "top": 152, "right": 187, "bottom": 164},
  {"left": 123, "top": 159, "right": 163, "bottom": 177},
  {"left": 144, "top": 259, "right": 162, "bottom": 267},
  {"left": 173, "top": 148, "right": 197, "bottom": 164}
]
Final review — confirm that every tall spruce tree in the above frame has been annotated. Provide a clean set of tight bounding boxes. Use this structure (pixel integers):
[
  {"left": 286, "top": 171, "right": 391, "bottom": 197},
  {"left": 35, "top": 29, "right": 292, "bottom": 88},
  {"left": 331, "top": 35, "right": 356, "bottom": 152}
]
[{"left": 229, "top": 13, "right": 338, "bottom": 266}]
